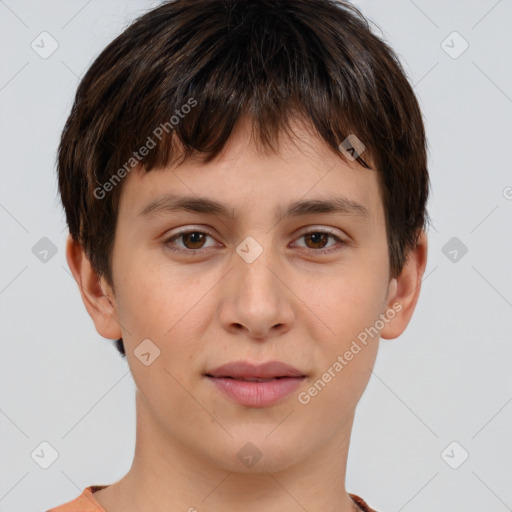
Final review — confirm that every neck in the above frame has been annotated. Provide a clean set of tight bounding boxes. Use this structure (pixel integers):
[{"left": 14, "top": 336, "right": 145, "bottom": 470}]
[{"left": 95, "top": 390, "right": 362, "bottom": 512}]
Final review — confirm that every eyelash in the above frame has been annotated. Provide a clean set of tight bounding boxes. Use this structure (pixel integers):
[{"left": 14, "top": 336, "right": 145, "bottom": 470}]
[{"left": 163, "top": 228, "right": 348, "bottom": 256}]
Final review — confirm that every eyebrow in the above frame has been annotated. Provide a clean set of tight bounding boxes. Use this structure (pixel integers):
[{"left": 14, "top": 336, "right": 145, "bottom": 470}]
[{"left": 138, "top": 194, "right": 370, "bottom": 221}]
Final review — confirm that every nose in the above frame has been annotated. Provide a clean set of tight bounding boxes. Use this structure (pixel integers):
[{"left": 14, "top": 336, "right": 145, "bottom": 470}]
[{"left": 218, "top": 245, "right": 295, "bottom": 341}]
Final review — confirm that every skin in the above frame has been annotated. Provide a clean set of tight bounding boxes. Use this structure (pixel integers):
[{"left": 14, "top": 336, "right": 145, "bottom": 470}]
[{"left": 67, "top": 116, "right": 428, "bottom": 512}]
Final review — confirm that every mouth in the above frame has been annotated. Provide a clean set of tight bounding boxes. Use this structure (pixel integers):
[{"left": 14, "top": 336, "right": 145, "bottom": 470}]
[
  {"left": 205, "top": 375, "right": 303, "bottom": 382},
  {"left": 204, "top": 360, "right": 307, "bottom": 380},
  {"left": 203, "top": 360, "right": 307, "bottom": 407}
]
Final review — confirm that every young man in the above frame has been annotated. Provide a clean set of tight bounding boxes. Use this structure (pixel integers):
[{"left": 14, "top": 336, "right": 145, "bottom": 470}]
[{"left": 48, "top": 0, "right": 430, "bottom": 511}]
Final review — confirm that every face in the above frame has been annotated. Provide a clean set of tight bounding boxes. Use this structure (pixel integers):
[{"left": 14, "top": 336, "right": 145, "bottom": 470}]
[{"left": 97, "top": 118, "right": 405, "bottom": 473}]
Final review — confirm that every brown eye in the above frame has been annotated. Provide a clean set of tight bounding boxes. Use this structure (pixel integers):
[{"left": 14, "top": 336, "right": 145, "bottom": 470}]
[
  {"left": 164, "top": 230, "right": 217, "bottom": 253},
  {"left": 303, "top": 232, "right": 331, "bottom": 250},
  {"left": 180, "top": 232, "right": 207, "bottom": 249},
  {"left": 293, "top": 229, "right": 347, "bottom": 255}
]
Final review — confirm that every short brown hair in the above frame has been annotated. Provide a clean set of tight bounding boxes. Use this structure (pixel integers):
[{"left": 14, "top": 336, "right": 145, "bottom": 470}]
[{"left": 57, "top": 0, "right": 431, "bottom": 358}]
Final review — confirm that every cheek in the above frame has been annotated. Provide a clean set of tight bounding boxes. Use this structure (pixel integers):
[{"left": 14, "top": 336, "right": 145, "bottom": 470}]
[
  {"left": 115, "top": 268, "right": 203, "bottom": 415},
  {"left": 115, "top": 254, "right": 194, "bottom": 335},
  {"left": 300, "top": 290, "right": 381, "bottom": 423},
  {"left": 115, "top": 259, "right": 214, "bottom": 378},
  {"left": 294, "top": 265, "right": 386, "bottom": 411},
  {"left": 298, "top": 265, "right": 387, "bottom": 343}
]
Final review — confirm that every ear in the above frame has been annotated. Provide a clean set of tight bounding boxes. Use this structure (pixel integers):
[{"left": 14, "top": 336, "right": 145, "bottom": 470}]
[
  {"left": 65, "top": 234, "right": 123, "bottom": 340},
  {"left": 380, "top": 230, "right": 428, "bottom": 340}
]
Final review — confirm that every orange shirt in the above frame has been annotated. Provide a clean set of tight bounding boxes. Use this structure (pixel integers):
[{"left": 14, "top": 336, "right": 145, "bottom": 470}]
[
  {"left": 46, "top": 485, "right": 108, "bottom": 512},
  {"left": 46, "top": 486, "right": 377, "bottom": 512}
]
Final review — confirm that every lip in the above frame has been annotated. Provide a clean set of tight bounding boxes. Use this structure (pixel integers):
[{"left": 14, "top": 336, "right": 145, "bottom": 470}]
[
  {"left": 205, "top": 360, "right": 306, "bottom": 379},
  {"left": 204, "top": 360, "right": 306, "bottom": 408}
]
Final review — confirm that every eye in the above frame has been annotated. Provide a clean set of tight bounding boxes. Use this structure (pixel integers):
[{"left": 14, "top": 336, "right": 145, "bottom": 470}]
[
  {"left": 163, "top": 229, "right": 218, "bottom": 253},
  {"left": 164, "top": 227, "right": 348, "bottom": 256},
  {"left": 292, "top": 228, "right": 348, "bottom": 254}
]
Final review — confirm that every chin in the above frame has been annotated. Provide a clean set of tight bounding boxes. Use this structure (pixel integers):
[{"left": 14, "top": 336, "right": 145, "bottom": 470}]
[{"left": 207, "top": 433, "right": 308, "bottom": 474}]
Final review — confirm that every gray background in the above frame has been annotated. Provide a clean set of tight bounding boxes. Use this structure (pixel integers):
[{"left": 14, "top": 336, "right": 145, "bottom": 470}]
[{"left": 1, "top": 0, "right": 511, "bottom": 511}]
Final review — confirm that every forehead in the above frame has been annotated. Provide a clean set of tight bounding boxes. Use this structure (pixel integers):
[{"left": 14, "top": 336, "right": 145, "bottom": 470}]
[{"left": 117, "top": 118, "right": 381, "bottom": 225}]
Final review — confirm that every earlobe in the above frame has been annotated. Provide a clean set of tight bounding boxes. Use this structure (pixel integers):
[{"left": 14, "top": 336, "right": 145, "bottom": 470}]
[
  {"left": 380, "top": 230, "right": 428, "bottom": 340},
  {"left": 65, "top": 234, "right": 123, "bottom": 340}
]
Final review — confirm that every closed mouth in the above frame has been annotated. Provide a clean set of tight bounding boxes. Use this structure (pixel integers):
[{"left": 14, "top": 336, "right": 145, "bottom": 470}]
[{"left": 205, "top": 375, "right": 303, "bottom": 382}]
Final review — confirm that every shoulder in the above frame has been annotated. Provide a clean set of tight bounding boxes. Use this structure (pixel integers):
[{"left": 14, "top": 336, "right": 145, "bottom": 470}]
[{"left": 46, "top": 485, "right": 108, "bottom": 512}]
